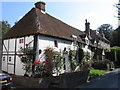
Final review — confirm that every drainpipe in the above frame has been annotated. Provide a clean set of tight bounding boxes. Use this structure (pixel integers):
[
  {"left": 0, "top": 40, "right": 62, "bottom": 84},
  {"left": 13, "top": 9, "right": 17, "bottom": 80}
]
[{"left": 32, "top": 34, "right": 39, "bottom": 75}]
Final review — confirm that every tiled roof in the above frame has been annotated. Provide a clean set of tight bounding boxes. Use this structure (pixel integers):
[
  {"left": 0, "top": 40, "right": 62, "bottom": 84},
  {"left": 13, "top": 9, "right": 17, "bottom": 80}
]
[{"left": 3, "top": 8, "right": 84, "bottom": 43}]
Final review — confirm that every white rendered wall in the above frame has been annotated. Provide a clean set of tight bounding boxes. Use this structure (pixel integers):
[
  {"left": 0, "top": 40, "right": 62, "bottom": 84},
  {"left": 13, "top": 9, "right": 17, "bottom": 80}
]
[
  {"left": 2, "top": 55, "right": 7, "bottom": 72},
  {"left": 3, "top": 40, "right": 9, "bottom": 54},
  {"left": 38, "top": 35, "right": 72, "bottom": 61},
  {"left": 15, "top": 56, "right": 25, "bottom": 76},
  {"left": 9, "top": 39, "right": 15, "bottom": 54}
]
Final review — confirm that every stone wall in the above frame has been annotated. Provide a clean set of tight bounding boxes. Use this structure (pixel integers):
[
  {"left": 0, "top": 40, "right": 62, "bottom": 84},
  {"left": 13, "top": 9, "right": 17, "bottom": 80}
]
[{"left": 12, "top": 70, "right": 89, "bottom": 88}]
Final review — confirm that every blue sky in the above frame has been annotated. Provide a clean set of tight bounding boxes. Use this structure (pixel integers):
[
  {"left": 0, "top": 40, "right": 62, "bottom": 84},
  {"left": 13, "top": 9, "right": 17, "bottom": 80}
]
[{"left": 1, "top": 0, "right": 118, "bottom": 31}]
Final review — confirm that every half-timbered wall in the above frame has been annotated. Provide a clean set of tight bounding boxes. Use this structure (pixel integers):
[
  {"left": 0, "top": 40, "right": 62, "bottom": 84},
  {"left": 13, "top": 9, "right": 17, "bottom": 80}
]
[{"left": 2, "top": 35, "right": 34, "bottom": 75}]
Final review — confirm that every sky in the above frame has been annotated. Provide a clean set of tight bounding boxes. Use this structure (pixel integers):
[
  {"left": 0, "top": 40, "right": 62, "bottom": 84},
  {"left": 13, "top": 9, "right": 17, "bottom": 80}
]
[{"left": 1, "top": 0, "right": 119, "bottom": 31}]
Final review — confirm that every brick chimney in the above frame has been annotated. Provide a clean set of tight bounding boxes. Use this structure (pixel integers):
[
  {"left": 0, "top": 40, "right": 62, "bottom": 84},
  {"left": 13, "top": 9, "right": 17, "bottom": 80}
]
[
  {"left": 85, "top": 19, "right": 91, "bottom": 36},
  {"left": 35, "top": 1, "right": 46, "bottom": 12}
]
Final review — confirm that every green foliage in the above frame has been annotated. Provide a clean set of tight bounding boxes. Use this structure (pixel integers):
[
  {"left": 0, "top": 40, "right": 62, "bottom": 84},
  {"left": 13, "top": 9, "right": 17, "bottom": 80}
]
[
  {"left": 19, "top": 45, "right": 35, "bottom": 75},
  {"left": 111, "top": 46, "right": 120, "bottom": 51},
  {"left": 93, "top": 59, "right": 112, "bottom": 70},
  {"left": 33, "top": 61, "right": 51, "bottom": 78},
  {"left": 69, "top": 50, "right": 78, "bottom": 71},
  {"left": 78, "top": 44, "right": 84, "bottom": 63},
  {"left": 0, "top": 21, "right": 11, "bottom": 35},
  {"left": 44, "top": 47, "right": 55, "bottom": 73},
  {"left": 97, "top": 24, "right": 113, "bottom": 41},
  {"left": 109, "top": 46, "right": 120, "bottom": 66},
  {"left": 83, "top": 52, "right": 90, "bottom": 61},
  {"left": 53, "top": 53, "right": 63, "bottom": 75},
  {"left": 89, "top": 68, "right": 107, "bottom": 80},
  {"left": 111, "top": 27, "right": 120, "bottom": 47}
]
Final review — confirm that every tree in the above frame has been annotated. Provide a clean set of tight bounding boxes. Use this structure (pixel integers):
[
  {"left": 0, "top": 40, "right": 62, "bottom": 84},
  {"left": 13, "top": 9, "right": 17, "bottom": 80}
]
[
  {"left": 111, "top": 26, "right": 120, "bottom": 47},
  {"left": 0, "top": 21, "right": 11, "bottom": 35},
  {"left": 114, "top": 2, "right": 120, "bottom": 19},
  {"left": 97, "top": 24, "right": 113, "bottom": 41}
]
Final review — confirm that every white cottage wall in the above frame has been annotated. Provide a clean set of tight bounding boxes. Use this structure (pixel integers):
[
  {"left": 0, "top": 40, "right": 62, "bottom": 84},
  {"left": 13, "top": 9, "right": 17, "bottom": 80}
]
[
  {"left": 15, "top": 56, "right": 25, "bottom": 76},
  {"left": 2, "top": 55, "right": 7, "bottom": 72},
  {"left": 3, "top": 40, "right": 9, "bottom": 54},
  {"left": 9, "top": 39, "right": 15, "bottom": 54},
  {"left": 38, "top": 35, "right": 72, "bottom": 61},
  {"left": 2, "top": 35, "right": 34, "bottom": 76}
]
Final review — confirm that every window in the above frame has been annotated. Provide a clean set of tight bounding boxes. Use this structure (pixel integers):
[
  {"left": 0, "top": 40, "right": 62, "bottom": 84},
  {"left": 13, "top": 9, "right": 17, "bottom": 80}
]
[
  {"left": 19, "top": 39, "right": 24, "bottom": 43},
  {"left": 54, "top": 40, "right": 58, "bottom": 47},
  {"left": 9, "top": 57, "right": 11, "bottom": 62},
  {"left": 3, "top": 57, "right": 5, "bottom": 61}
]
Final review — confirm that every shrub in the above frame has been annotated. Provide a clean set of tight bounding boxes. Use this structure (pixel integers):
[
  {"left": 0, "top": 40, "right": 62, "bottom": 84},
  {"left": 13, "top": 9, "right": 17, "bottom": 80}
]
[
  {"left": 18, "top": 44, "right": 35, "bottom": 76},
  {"left": 33, "top": 60, "right": 52, "bottom": 78},
  {"left": 69, "top": 50, "right": 78, "bottom": 71},
  {"left": 92, "top": 59, "right": 111, "bottom": 70}
]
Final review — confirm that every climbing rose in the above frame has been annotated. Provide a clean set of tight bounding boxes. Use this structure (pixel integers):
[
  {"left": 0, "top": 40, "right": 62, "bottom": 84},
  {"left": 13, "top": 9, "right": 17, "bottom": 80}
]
[
  {"left": 43, "top": 61, "right": 47, "bottom": 63},
  {"left": 43, "top": 70, "right": 47, "bottom": 73},
  {"left": 25, "top": 44, "right": 29, "bottom": 46},
  {"left": 34, "top": 60, "right": 40, "bottom": 64}
]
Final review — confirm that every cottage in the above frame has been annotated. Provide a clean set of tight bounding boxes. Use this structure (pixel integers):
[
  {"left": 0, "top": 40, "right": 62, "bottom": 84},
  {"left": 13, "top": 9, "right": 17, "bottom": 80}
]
[
  {"left": 2, "top": 2, "right": 110, "bottom": 76},
  {"left": 2, "top": 2, "right": 85, "bottom": 76}
]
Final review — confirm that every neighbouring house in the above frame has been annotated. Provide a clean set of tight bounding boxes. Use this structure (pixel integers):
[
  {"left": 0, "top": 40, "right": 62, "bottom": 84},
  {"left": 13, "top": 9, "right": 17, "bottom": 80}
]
[
  {"left": 81, "top": 20, "right": 110, "bottom": 60},
  {"left": 2, "top": 2, "right": 110, "bottom": 76},
  {"left": 2, "top": 2, "right": 85, "bottom": 76}
]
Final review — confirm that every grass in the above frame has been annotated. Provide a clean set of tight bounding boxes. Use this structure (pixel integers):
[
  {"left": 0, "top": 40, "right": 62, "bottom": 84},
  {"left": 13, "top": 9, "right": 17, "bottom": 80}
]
[{"left": 89, "top": 68, "right": 108, "bottom": 80}]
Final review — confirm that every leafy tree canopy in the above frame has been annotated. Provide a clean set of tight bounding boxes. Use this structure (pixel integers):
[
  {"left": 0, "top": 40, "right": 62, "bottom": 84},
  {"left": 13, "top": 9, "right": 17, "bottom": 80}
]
[
  {"left": 0, "top": 21, "right": 11, "bottom": 35},
  {"left": 97, "top": 24, "right": 113, "bottom": 41},
  {"left": 111, "top": 26, "right": 120, "bottom": 47}
]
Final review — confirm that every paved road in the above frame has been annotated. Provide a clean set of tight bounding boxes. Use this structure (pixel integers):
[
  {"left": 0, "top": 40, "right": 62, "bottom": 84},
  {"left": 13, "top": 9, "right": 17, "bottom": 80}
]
[{"left": 76, "top": 69, "right": 120, "bottom": 88}]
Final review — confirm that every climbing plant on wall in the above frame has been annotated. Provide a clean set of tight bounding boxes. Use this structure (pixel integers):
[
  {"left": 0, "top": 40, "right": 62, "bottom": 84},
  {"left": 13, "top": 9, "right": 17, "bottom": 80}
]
[{"left": 18, "top": 44, "right": 35, "bottom": 76}]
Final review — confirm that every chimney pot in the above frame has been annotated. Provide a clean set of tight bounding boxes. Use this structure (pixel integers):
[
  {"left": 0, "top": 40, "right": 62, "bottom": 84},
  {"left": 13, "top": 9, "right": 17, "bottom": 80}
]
[
  {"left": 35, "top": 1, "right": 46, "bottom": 12},
  {"left": 85, "top": 19, "right": 91, "bottom": 36}
]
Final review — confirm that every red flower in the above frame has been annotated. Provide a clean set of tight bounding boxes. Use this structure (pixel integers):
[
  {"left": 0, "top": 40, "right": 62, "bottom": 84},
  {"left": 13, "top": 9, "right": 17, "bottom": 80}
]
[
  {"left": 32, "top": 64, "right": 34, "bottom": 66},
  {"left": 25, "top": 44, "right": 29, "bottom": 46},
  {"left": 43, "top": 61, "right": 47, "bottom": 63},
  {"left": 34, "top": 60, "right": 40, "bottom": 64},
  {"left": 43, "top": 70, "right": 47, "bottom": 73}
]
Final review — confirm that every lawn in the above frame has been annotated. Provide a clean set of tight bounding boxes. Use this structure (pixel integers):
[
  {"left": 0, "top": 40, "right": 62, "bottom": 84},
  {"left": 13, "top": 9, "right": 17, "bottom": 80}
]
[{"left": 89, "top": 68, "right": 108, "bottom": 80}]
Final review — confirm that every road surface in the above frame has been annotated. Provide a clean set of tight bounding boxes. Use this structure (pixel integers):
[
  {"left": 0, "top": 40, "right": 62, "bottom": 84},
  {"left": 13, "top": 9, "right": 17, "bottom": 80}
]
[{"left": 76, "top": 69, "right": 120, "bottom": 88}]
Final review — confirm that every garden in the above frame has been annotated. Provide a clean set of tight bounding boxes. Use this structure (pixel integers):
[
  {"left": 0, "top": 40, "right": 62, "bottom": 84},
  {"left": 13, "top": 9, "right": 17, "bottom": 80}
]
[{"left": 18, "top": 43, "right": 115, "bottom": 81}]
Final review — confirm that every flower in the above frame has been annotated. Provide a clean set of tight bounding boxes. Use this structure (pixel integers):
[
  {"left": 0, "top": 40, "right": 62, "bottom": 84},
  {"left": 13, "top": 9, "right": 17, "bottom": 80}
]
[
  {"left": 43, "top": 70, "right": 47, "bottom": 73},
  {"left": 32, "top": 64, "right": 34, "bottom": 66},
  {"left": 43, "top": 61, "right": 47, "bottom": 63},
  {"left": 25, "top": 44, "right": 29, "bottom": 46},
  {"left": 34, "top": 60, "right": 40, "bottom": 64}
]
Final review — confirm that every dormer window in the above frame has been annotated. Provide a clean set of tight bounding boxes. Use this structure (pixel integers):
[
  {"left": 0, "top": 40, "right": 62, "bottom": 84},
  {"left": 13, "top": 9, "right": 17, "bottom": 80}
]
[
  {"left": 86, "top": 40, "right": 89, "bottom": 45},
  {"left": 71, "top": 35, "right": 77, "bottom": 46},
  {"left": 85, "top": 36, "right": 89, "bottom": 45}
]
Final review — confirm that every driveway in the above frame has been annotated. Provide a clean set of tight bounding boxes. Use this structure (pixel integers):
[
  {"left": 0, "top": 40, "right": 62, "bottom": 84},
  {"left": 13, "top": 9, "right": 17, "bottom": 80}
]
[{"left": 76, "top": 69, "right": 120, "bottom": 88}]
